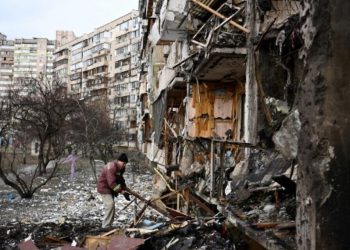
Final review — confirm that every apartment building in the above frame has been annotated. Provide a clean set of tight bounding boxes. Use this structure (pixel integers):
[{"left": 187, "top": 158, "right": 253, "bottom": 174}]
[
  {"left": 110, "top": 10, "right": 141, "bottom": 147},
  {"left": 53, "top": 41, "right": 71, "bottom": 86},
  {"left": 0, "top": 33, "right": 14, "bottom": 99},
  {"left": 13, "top": 38, "right": 55, "bottom": 82},
  {"left": 54, "top": 10, "right": 141, "bottom": 148}
]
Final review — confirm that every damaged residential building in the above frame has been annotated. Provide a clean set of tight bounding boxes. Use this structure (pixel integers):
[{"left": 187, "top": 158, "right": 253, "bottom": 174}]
[{"left": 137, "top": 0, "right": 350, "bottom": 249}]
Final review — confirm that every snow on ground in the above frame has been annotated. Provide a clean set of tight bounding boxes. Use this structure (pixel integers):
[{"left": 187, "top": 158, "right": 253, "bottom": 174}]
[{"left": 0, "top": 161, "right": 154, "bottom": 228}]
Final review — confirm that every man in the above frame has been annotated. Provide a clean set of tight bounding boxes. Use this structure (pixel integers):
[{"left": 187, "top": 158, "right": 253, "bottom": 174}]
[{"left": 97, "top": 153, "right": 131, "bottom": 228}]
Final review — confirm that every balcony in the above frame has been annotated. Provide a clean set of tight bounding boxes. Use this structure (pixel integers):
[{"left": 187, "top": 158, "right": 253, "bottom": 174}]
[
  {"left": 194, "top": 47, "right": 246, "bottom": 83},
  {"left": 90, "top": 88, "right": 107, "bottom": 97},
  {"left": 92, "top": 48, "right": 110, "bottom": 57},
  {"left": 86, "top": 78, "right": 108, "bottom": 88},
  {"left": 154, "top": 0, "right": 188, "bottom": 42},
  {"left": 85, "top": 59, "right": 108, "bottom": 71},
  {"left": 87, "top": 84, "right": 108, "bottom": 92},
  {"left": 54, "top": 63, "right": 68, "bottom": 71},
  {"left": 55, "top": 53, "right": 69, "bottom": 62},
  {"left": 114, "top": 64, "right": 131, "bottom": 74},
  {"left": 95, "top": 71, "right": 108, "bottom": 78},
  {"left": 115, "top": 52, "right": 131, "bottom": 61}
]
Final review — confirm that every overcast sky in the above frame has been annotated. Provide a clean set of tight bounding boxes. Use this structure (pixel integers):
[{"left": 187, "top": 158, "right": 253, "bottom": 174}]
[{"left": 0, "top": 0, "right": 138, "bottom": 40}]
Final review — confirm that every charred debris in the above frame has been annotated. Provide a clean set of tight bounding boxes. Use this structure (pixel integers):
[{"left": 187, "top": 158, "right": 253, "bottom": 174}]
[
  {"left": 136, "top": 0, "right": 303, "bottom": 249},
  {"left": 12, "top": 0, "right": 350, "bottom": 249}
]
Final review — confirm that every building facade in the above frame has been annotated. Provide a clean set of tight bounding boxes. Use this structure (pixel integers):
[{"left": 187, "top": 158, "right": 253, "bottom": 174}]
[
  {"left": 53, "top": 11, "right": 141, "bottom": 148},
  {"left": 13, "top": 38, "right": 55, "bottom": 82},
  {"left": 110, "top": 11, "right": 141, "bottom": 148},
  {"left": 0, "top": 33, "right": 14, "bottom": 100}
]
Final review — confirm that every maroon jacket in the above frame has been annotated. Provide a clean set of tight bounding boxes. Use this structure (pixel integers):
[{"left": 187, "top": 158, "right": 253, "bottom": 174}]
[{"left": 97, "top": 161, "right": 126, "bottom": 194}]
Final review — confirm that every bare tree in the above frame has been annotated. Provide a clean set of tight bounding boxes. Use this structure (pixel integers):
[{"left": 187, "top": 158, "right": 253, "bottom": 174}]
[
  {"left": 0, "top": 75, "right": 78, "bottom": 198},
  {"left": 69, "top": 99, "right": 121, "bottom": 181}
]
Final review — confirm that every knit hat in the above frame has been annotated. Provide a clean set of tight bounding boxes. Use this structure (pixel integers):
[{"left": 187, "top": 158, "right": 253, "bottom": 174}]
[{"left": 118, "top": 153, "right": 128, "bottom": 163}]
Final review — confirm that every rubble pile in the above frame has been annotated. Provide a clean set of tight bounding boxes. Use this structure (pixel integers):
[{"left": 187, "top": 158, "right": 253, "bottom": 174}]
[
  {"left": 141, "top": 219, "right": 234, "bottom": 250},
  {"left": 0, "top": 220, "right": 102, "bottom": 249},
  {"left": 0, "top": 161, "right": 237, "bottom": 250},
  {"left": 0, "top": 161, "right": 153, "bottom": 249}
]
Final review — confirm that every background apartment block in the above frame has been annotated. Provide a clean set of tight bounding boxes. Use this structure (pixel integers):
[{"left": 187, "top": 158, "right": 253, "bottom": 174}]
[
  {"left": 53, "top": 40, "right": 72, "bottom": 86},
  {"left": 53, "top": 10, "right": 141, "bottom": 148},
  {"left": 0, "top": 33, "right": 14, "bottom": 100},
  {"left": 110, "top": 10, "right": 141, "bottom": 147},
  {"left": 13, "top": 38, "right": 55, "bottom": 82}
]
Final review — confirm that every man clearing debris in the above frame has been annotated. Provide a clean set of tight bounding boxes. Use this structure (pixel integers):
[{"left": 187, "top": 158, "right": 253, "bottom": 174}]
[{"left": 97, "top": 153, "right": 131, "bottom": 228}]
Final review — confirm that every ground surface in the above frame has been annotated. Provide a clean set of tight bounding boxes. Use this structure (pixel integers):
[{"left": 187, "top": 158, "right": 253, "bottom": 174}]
[{"left": 0, "top": 160, "right": 154, "bottom": 249}]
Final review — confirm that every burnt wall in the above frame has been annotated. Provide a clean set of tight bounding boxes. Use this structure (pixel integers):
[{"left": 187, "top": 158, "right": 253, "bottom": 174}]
[{"left": 297, "top": 0, "right": 350, "bottom": 249}]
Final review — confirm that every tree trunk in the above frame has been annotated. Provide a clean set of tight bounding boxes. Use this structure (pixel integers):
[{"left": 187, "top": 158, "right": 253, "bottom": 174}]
[
  {"left": 297, "top": 0, "right": 350, "bottom": 249},
  {"left": 38, "top": 141, "right": 46, "bottom": 174}
]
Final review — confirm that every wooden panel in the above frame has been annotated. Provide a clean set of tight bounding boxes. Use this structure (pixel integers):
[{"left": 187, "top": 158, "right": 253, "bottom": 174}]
[
  {"left": 196, "top": 117, "right": 215, "bottom": 138},
  {"left": 188, "top": 82, "right": 244, "bottom": 139},
  {"left": 214, "top": 120, "right": 233, "bottom": 138},
  {"left": 214, "top": 97, "right": 233, "bottom": 118}
]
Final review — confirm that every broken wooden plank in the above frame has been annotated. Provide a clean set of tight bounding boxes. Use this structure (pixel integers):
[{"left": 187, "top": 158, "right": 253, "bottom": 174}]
[
  {"left": 275, "top": 222, "right": 296, "bottom": 230},
  {"left": 166, "top": 207, "right": 192, "bottom": 219},
  {"left": 116, "top": 197, "right": 136, "bottom": 214},
  {"left": 164, "top": 118, "right": 178, "bottom": 138},
  {"left": 130, "top": 204, "right": 148, "bottom": 228},
  {"left": 251, "top": 222, "right": 279, "bottom": 229},
  {"left": 188, "top": 190, "right": 216, "bottom": 216},
  {"left": 192, "top": 3, "right": 227, "bottom": 40},
  {"left": 191, "top": 39, "right": 206, "bottom": 48},
  {"left": 83, "top": 236, "right": 110, "bottom": 249},
  {"left": 153, "top": 167, "right": 176, "bottom": 192},
  {"left": 218, "top": 205, "right": 293, "bottom": 250},
  {"left": 213, "top": 8, "right": 244, "bottom": 32},
  {"left": 101, "top": 228, "right": 122, "bottom": 237},
  {"left": 192, "top": 0, "right": 249, "bottom": 33},
  {"left": 125, "top": 187, "right": 170, "bottom": 218}
]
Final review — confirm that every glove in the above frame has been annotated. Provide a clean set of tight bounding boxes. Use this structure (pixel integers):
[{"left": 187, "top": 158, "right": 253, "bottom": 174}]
[
  {"left": 113, "top": 184, "right": 122, "bottom": 193},
  {"left": 123, "top": 192, "right": 131, "bottom": 201}
]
